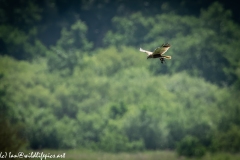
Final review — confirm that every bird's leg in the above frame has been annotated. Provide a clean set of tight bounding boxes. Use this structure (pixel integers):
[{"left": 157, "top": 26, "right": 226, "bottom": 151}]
[{"left": 160, "top": 58, "right": 164, "bottom": 63}]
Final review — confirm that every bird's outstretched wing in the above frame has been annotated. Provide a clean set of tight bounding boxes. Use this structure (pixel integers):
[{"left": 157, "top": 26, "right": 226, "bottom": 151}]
[
  {"left": 152, "top": 43, "right": 171, "bottom": 55},
  {"left": 139, "top": 48, "right": 152, "bottom": 56}
]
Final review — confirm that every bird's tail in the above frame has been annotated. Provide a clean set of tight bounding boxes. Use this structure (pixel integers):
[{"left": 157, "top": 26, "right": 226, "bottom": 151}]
[{"left": 163, "top": 56, "right": 171, "bottom": 59}]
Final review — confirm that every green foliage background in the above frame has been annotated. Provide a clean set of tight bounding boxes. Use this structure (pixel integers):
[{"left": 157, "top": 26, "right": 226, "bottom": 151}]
[{"left": 0, "top": 0, "right": 240, "bottom": 157}]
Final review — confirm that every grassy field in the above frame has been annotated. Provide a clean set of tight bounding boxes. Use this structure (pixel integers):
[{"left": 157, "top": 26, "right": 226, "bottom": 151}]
[{"left": 25, "top": 150, "right": 240, "bottom": 160}]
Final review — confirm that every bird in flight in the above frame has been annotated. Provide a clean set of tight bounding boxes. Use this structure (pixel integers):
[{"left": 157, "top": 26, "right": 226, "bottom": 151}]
[{"left": 140, "top": 43, "right": 171, "bottom": 63}]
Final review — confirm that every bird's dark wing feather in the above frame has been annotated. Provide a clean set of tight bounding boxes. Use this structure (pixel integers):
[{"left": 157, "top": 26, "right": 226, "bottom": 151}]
[{"left": 152, "top": 43, "right": 171, "bottom": 55}]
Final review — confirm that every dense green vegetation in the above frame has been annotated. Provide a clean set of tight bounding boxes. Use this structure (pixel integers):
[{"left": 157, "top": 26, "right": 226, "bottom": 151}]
[{"left": 0, "top": 0, "right": 240, "bottom": 158}]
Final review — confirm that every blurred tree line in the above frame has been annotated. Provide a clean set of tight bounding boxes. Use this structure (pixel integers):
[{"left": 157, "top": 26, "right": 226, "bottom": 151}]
[{"left": 0, "top": 0, "right": 240, "bottom": 157}]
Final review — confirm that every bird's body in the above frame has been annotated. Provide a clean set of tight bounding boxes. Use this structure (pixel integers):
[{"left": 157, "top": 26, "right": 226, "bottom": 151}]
[{"left": 140, "top": 43, "right": 171, "bottom": 63}]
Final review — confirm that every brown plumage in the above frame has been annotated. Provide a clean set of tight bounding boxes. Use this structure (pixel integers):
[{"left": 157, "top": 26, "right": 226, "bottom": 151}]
[{"left": 140, "top": 43, "right": 171, "bottom": 63}]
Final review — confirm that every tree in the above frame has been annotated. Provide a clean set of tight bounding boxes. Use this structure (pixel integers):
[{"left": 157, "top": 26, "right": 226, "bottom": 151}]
[
  {"left": 103, "top": 3, "right": 240, "bottom": 86},
  {"left": 177, "top": 135, "right": 206, "bottom": 157}
]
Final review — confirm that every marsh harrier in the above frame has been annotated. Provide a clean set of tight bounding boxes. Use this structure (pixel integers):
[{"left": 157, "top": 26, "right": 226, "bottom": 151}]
[{"left": 140, "top": 43, "right": 171, "bottom": 63}]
